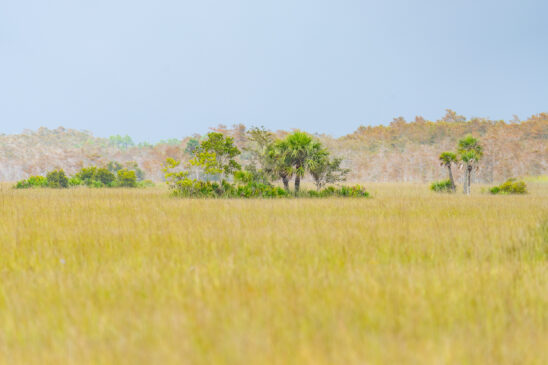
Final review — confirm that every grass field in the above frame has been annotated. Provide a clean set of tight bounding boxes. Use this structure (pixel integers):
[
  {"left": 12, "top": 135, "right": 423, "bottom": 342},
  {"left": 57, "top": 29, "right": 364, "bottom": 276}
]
[{"left": 0, "top": 183, "right": 546, "bottom": 364}]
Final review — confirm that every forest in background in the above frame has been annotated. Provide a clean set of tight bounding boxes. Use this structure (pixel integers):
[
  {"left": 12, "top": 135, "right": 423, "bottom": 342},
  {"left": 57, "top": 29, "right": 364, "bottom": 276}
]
[{"left": 1, "top": 110, "right": 546, "bottom": 183}]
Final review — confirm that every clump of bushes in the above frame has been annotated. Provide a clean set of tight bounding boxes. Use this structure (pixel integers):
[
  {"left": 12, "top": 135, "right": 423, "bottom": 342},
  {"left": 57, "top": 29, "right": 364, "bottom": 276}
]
[
  {"left": 14, "top": 161, "right": 152, "bottom": 189},
  {"left": 489, "top": 179, "right": 527, "bottom": 194},
  {"left": 430, "top": 179, "right": 454, "bottom": 193},
  {"left": 168, "top": 177, "right": 289, "bottom": 199},
  {"left": 15, "top": 175, "right": 48, "bottom": 189},
  {"left": 16, "top": 170, "right": 69, "bottom": 189},
  {"left": 74, "top": 167, "right": 116, "bottom": 187}
]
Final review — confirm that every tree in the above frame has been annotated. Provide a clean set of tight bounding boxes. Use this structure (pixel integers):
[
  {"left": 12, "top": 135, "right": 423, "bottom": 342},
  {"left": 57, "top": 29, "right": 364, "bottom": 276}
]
[
  {"left": 309, "top": 155, "right": 349, "bottom": 191},
  {"left": 267, "top": 139, "right": 294, "bottom": 191},
  {"left": 190, "top": 132, "right": 241, "bottom": 180},
  {"left": 458, "top": 135, "right": 483, "bottom": 195},
  {"left": 109, "top": 134, "right": 135, "bottom": 149},
  {"left": 46, "top": 169, "right": 68, "bottom": 188},
  {"left": 441, "top": 109, "right": 466, "bottom": 123},
  {"left": 439, "top": 152, "right": 457, "bottom": 192},
  {"left": 246, "top": 127, "right": 274, "bottom": 167},
  {"left": 284, "top": 132, "right": 325, "bottom": 193}
]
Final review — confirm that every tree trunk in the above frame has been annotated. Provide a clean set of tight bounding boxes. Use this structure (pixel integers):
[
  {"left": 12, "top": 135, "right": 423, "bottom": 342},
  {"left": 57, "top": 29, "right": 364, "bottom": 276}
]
[
  {"left": 463, "top": 169, "right": 468, "bottom": 195},
  {"left": 447, "top": 165, "right": 456, "bottom": 192},
  {"left": 282, "top": 176, "right": 289, "bottom": 191},
  {"left": 467, "top": 166, "right": 472, "bottom": 195},
  {"left": 294, "top": 175, "right": 301, "bottom": 193}
]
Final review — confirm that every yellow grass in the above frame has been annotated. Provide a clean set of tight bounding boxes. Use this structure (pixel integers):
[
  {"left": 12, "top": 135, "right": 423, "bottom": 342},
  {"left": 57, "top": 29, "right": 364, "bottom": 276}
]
[{"left": 0, "top": 183, "right": 547, "bottom": 364}]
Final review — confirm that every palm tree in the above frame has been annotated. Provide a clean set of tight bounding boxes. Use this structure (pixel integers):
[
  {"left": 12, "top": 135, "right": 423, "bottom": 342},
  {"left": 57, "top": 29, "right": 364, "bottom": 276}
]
[
  {"left": 284, "top": 132, "right": 323, "bottom": 193},
  {"left": 267, "top": 139, "right": 294, "bottom": 191},
  {"left": 457, "top": 136, "right": 483, "bottom": 195},
  {"left": 439, "top": 152, "right": 457, "bottom": 192}
]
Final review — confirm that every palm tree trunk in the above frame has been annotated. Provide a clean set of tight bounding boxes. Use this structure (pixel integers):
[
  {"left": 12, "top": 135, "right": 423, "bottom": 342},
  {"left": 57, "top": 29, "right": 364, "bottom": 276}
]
[
  {"left": 463, "top": 169, "right": 468, "bottom": 195},
  {"left": 447, "top": 165, "right": 456, "bottom": 192},
  {"left": 282, "top": 176, "right": 289, "bottom": 191},
  {"left": 294, "top": 175, "right": 301, "bottom": 193},
  {"left": 467, "top": 166, "right": 472, "bottom": 195}
]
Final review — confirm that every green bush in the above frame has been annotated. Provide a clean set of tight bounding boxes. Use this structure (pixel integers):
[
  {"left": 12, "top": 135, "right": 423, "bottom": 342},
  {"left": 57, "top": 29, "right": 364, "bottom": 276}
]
[
  {"left": 15, "top": 175, "right": 48, "bottom": 189},
  {"left": 117, "top": 169, "right": 137, "bottom": 187},
  {"left": 96, "top": 168, "right": 116, "bottom": 185},
  {"left": 46, "top": 170, "right": 69, "bottom": 188},
  {"left": 430, "top": 179, "right": 454, "bottom": 193},
  {"left": 307, "top": 185, "right": 369, "bottom": 198},
  {"left": 68, "top": 177, "right": 83, "bottom": 187},
  {"left": 490, "top": 179, "right": 527, "bottom": 194},
  {"left": 75, "top": 167, "right": 115, "bottom": 186},
  {"left": 339, "top": 185, "right": 369, "bottom": 197}
]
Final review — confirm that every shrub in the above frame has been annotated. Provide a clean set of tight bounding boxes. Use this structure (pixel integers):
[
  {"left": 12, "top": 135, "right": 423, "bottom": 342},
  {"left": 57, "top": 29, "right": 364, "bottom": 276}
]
[
  {"left": 117, "top": 169, "right": 137, "bottom": 187},
  {"left": 308, "top": 185, "right": 369, "bottom": 198},
  {"left": 46, "top": 170, "right": 69, "bottom": 188},
  {"left": 76, "top": 167, "right": 115, "bottom": 186},
  {"left": 68, "top": 177, "right": 83, "bottom": 187},
  {"left": 339, "top": 185, "right": 369, "bottom": 197},
  {"left": 15, "top": 175, "right": 48, "bottom": 189},
  {"left": 430, "top": 179, "right": 454, "bottom": 193},
  {"left": 490, "top": 179, "right": 527, "bottom": 194},
  {"left": 95, "top": 168, "right": 116, "bottom": 185},
  {"left": 235, "top": 182, "right": 288, "bottom": 198},
  {"left": 75, "top": 167, "right": 97, "bottom": 183}
]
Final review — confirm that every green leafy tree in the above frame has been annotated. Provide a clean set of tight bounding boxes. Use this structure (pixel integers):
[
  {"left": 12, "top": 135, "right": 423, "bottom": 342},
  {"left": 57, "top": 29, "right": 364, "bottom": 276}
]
[
  {"left": 439, "top": 152, "right": 457, "bottom": 192},
  {"left": 309, "top": 156, "right": 350, "bottom": 191},
  {"left": 267, "top": 139, "right": 294, "bottom": 191},
  {"left": 46, "top": 169, "right": 69, "bottom": 188},
  {"left": 458, "top": 135, "right": 483, "bottom": 195},
  {"left": 190, "top": 132, "right": 241, "bottom": 180},
  {"left": 284, "top": 132, "right": 323, "bottom": 192}
]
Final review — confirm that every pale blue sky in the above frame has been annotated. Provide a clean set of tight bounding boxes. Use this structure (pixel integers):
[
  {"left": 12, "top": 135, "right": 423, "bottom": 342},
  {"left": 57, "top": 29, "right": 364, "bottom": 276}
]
[{"left": 0, "top": 0, "right": 546, "bottom": 142}]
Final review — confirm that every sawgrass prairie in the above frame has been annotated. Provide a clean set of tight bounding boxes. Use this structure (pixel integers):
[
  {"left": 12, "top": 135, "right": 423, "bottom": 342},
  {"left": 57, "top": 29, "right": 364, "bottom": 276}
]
[{"left": 0, "top": 183, "right": 547, "bottom": 364}]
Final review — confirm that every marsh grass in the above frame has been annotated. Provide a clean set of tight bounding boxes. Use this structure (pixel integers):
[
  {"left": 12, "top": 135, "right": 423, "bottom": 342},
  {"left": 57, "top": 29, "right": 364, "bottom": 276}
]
[{"left": 0, "top": 183, "right": 546, "bottom": 364}]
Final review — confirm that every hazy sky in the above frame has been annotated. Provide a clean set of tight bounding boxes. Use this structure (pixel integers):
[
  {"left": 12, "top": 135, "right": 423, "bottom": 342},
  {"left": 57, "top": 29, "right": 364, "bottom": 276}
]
[{"left": 1, "top": 0, "right": 546, "bottom": 142}]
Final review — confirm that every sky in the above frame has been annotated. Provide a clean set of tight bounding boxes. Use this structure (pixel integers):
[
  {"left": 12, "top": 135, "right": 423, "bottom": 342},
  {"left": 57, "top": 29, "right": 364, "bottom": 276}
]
[{"left": 0, "top": 0, "right": 546, "bottom": 142}]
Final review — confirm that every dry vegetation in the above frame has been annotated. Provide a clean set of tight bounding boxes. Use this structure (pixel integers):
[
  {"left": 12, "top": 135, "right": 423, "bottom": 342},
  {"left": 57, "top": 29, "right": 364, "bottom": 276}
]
[
  {"left": 0, "top": 183, "right": 547, "bottom": 364},
  {"left": 1, "top": 111, "right": 546, "bottom": 183}
]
